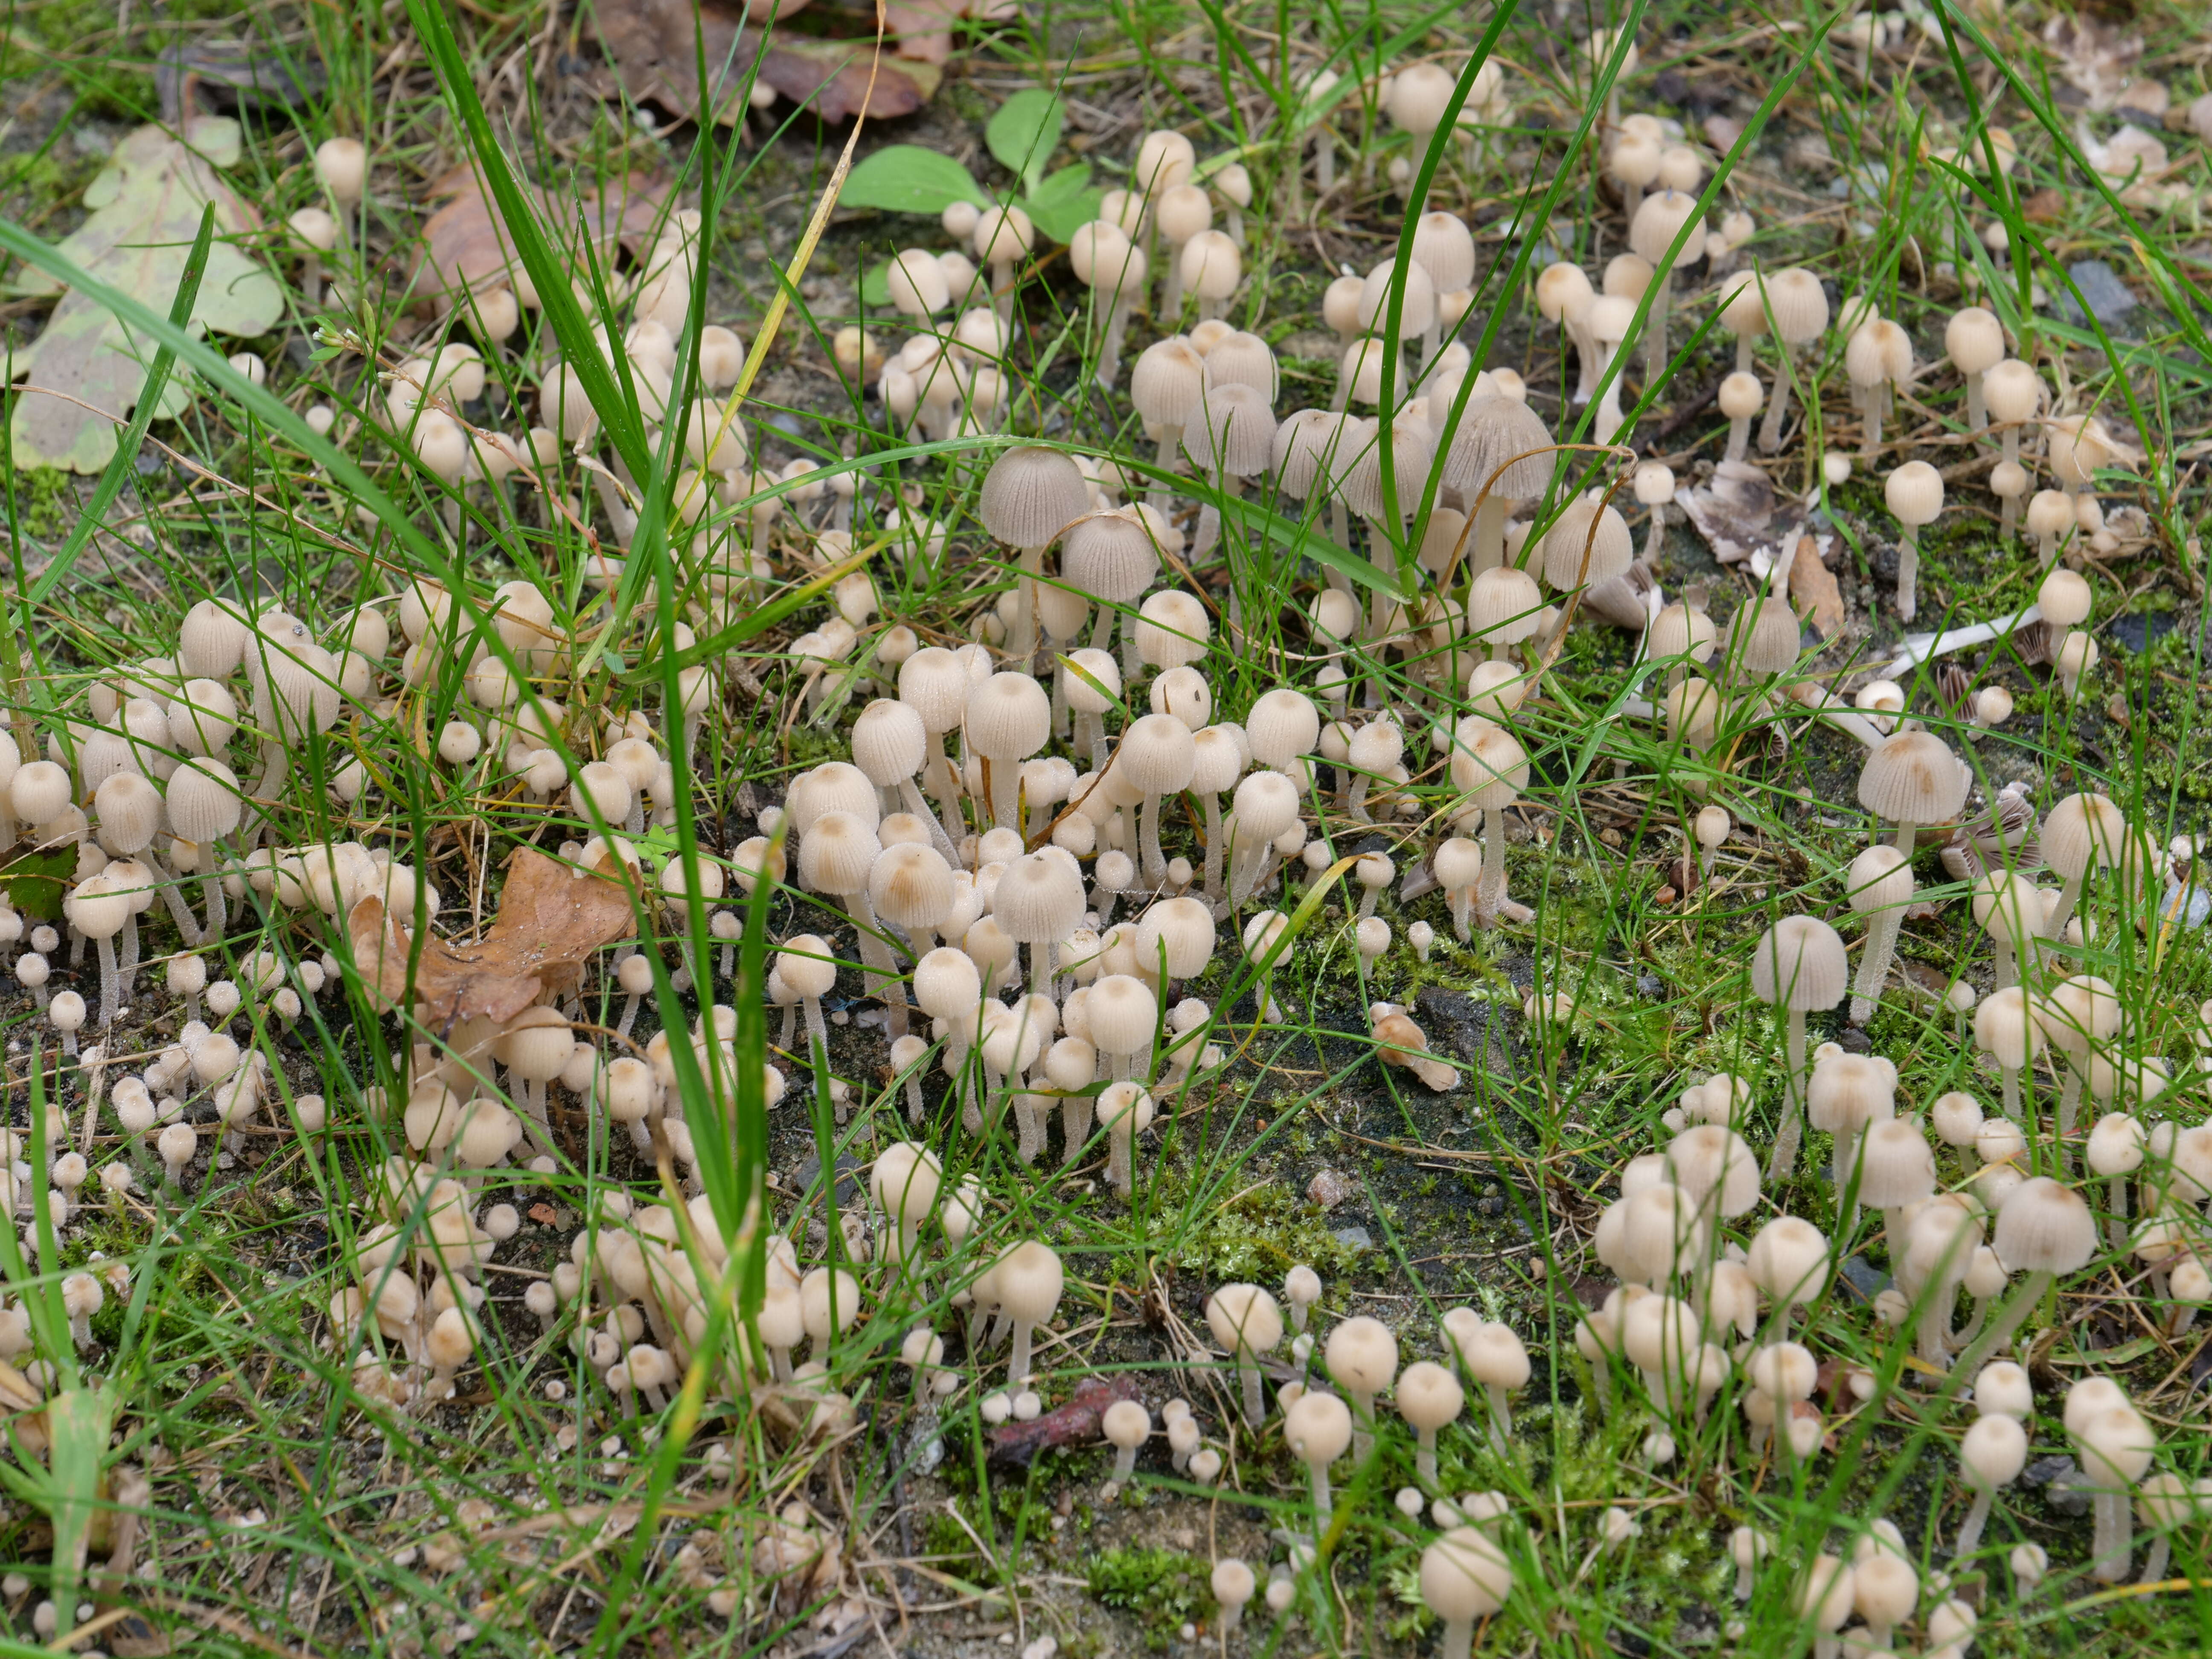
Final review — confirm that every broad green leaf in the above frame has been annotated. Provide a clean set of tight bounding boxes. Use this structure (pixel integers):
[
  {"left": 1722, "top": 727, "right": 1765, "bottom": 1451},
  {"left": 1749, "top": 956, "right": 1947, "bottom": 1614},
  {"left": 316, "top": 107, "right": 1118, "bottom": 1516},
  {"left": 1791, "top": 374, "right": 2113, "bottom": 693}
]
[
  {"left": 987, "top": 88, "right": 1065, "bottom": 190},
  {"left": 839, "top": 146, "right": 986, "bottom": 215},
  {"left": 1022, "top": 163, "right": 1103, "bottom": 242},
  {"left": 9, "top": 116, "right": 282, "bottom": 473},
  {"left": 861, "top": 258, "right": 893, "bottom": 308}
]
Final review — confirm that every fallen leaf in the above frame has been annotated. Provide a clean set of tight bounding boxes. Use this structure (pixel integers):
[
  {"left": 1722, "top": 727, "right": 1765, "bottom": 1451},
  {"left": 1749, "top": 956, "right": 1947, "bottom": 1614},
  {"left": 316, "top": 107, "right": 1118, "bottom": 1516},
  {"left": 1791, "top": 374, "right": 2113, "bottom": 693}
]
[
  {"left": 9, "top": 117, "right": 284, "bottom": 474},
  {"left": 1790, "top": 536, "right": 1845, "bottom": 638},
  {"left": 2021, "top": 188, "right": 2064, "bottom": 223},
  {"left": 528, "top": 1203, "right": 560, "bottom": 1225},
  {"left": 1673, "top": 461, "right": 1775, "bottom": 566},
  {"left": 2040, "top": 15, "right": 2142, "bottom": 114},
  {"left": 588, "top": 0, "right": 940, "bottom": 125},
  {"left": 410, "top": 167, "right": 669, "bottom": 307},
  {"left": 347, "top": 845, "right": 643, "bottom": 1027}
]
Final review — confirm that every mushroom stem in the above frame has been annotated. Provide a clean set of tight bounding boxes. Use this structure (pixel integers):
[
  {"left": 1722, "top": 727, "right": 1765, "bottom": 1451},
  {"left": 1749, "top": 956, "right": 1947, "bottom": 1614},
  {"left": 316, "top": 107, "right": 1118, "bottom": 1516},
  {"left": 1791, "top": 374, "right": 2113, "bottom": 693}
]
[
  {"left": 1758, "top": 353, "right": 1795, "bottom": 451},
  {"left": 1008, "top": 1316, "right": 1036, "bottom": 1385},
  {"left": 1416, "top": 1425, "right": 1440, "bottom": 1486},
  {"left": 2141, "top": 1534, "right": 2171, "bottom": 1585},
  {"left": 1479, "top": 811, "right": 1507, "bottom": 927},
  {"left": 2055, "top": 1067, "right": 2082, "bottom": 1176},
  {"left": 1238, "top": 1358, "right": 1265, "bottom": 1424},
  {"left": 1953, "top": 1486, "right": 1995, "bottom": 1558},
  {"left": 1484, "top": 1382, "right": 1511, "bottom": 1452},
  {"left": 1953, "top": 1268, "right": 2051, "bottom": 1377},
  {"left": 1896, "top": 524, "right": 1921, "bottom": 623},
  {"left": 1012, "top": 544, "right": 1046, "bottom": 659},
  {"left": 2092, "top": 1489, "right": 2132, "bottom": 1583},
  {"left": 95, "top": 936, "right": 120, "bottom": 1028},
  {"left": 1726, "top": 412, "right": 1753, "bottom": 464},
  {"left": 1307, "top": 1460, "right": 1333, "bottom": 1530},
  {"left": 1769, "top": 1006, "right": 1810, "bottom": 1178},
  {"left": 1202, "top": 792, "right": 1227, "bottom": 901},
  {"left": 1100, "top": 292, "right": 1134, "bottom": 389},
  {"left": 2106, "top": 1174, "right": 2130, "bottom": 1251},
  {"left": 1470, "top": 496, "right": 1509, "bottom": 576},
  {"left": 1138, "top": 789, "right": 1167, "bottom": 886},
  {"left": 1147, "top": 427, "right": 1183, "bottom": 509}
]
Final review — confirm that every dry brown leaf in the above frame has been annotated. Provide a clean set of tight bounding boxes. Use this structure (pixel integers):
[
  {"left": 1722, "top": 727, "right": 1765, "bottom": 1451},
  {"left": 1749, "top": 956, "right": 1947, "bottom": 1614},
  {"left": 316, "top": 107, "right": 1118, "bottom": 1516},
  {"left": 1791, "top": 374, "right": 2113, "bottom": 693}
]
[
  {"left": 1790, "top": 536, "right": 1845, "bottom": 638},
  {"left": 409, "top": 169, "right": 670, "bottom": 307},
  {"left": 2040, "top": 15, "right": 2142, "bottom": 114},
  {"left": 348, "top": 846, "right": 643, "bottom": 1027},
  {"left": 588, "top": 0, "right": 942, "bottom": 124}
]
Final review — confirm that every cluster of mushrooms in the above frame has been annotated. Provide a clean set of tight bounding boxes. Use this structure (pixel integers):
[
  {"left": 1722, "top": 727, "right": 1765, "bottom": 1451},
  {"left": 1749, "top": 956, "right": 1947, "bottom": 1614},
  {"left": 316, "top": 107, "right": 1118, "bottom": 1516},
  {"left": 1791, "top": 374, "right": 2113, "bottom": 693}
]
[{"left": 0, "top": 23, "right": 2196, "bottom": 1650}]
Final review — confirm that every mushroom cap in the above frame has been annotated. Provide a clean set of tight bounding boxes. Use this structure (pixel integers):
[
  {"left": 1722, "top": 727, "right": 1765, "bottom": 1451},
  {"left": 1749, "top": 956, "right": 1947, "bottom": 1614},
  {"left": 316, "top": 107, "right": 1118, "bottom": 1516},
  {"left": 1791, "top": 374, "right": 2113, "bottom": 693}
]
[
  {"left": 1419, "top": 1526, "right": 1513, "bottom": 1623},
  {"left": 1182, "top": 383, "right": 1278, "bottom": 478},
  {"left": 1960, "top": 1412, "right": 2028, "bottom": 1489},
  {"left": 2074, "top": 1404, "right": 2156, "bottom": 1487},
  {"left": 1845, "top": 844, "right": 1914, "bottom": 914},
  {"left": 1851, "top": 1553, "right": 1918, "bottom": 1628},
  {"left": 1468, "top": 566, "right": 1544, "bottom": 643},
  {"left": 1282, "top": 1388, "right": 1353, "bottom": 1464},
  {"left": 1101, "top": 1398, "right": 1150, "bottom": 1450},
  {"left": 1982, "top": 358, "right": 2042, "bottom": 424},
  {"left": 1411, "top": 211, "right": 1477, "bottom": 294},
  {"left": 1206, "top": 1283, "right": 1285, "bottom": 1358},
  {"left": 1627, "top": 188, "right": 1707, "bottom": 267},
  {"left": 1718, "top": 371, "right": 1763, "bottom": 419},
  {"left": 850, "top": 699, "right": 928, "bottom": 786},
  {"left": 1086, "top": 973, "right": 1159, "bottom": 1057},
  {"left": 1119, "top": 712, "right": 1199, "bottom": 796},
  {"left": 1440, "top": 394, "right": 1555, "bottom": 502},
  {"left": 993, "top": 1239, "right": 1064, "bottom": 1323},
  {"left": 1540, "top": 501, "right": 1634, "bottom": 590},
  {"left": 1387, "top": 61, "right": 1455, "bottom": 134},
  {"left": 1748, "top": 915, "right": 1848, "bottom": 1011},
  {"left": 1884, "top": 460, "right": 1945, "bottom": 526},
  {"left": 1665, "top": 1124, "right": 1761, "bottom": 1217},
  {"left": 1746, "top": 1214, "right": 1831, "bottom": 1305},
  {"left": 797, "top": 810, "right": 880, "bottom": 897},
  {"left": 1723, "top": 592, "right": 1801, "bottom": 676},
  {"left": 1762, "top": 268, "right": 1831, "bottom": 345},
  {"left": 1945, "top": 306, "right": 2006, "bottom": 375},
  {"left": 1131, "top": 339, "right": 1207, "bottom": 426},
  {"left": 1448, "top": 721, "right": 1528, "bottom": 810},
  {"left": 980, "top": 447, "right": 1088, "bottom": 549},
  {"left": 1806, "top": 1052, "right": 1898, "bottom": 1135},
  {"left": 1323, "top": 1313, "right": 1399, "bottom": 1396},
  {"left": 2085, "top": 1112, "right": 2145, "bottom": 1177},
  {"left": 1856, "top": 1117, "right": 1938, "bottom": 1208},
  {"left": 1211, "top": 1558, "right": 1256, "bottom": 1607},
  {"left": 967, "top": 672, "right": 1052, "bottom": 763},
  {"left": 2040, "top": 790, "right": 2124, "bottom": 880},
  {"left": 1992, "top": 1176, "right": 2097, "bottom": 1275},
  {"left": 1134, "top": 895, "right": 1216, "bottom": 979},
  {"left": 1134, "top": 590, "right": 1211, "bottom": 669},
  {"left": 1856, "top": 730, "right": 1968, "bottom": 826},
  {"left": 1971, "top": 873, "right": 2046, "bottom": 955},
  {"left": 1446, "top": 1319, "right": 1530, "bottom": 1389},
  {"left": 993, "top": 852, "right": 1087, "bottom": 946}
]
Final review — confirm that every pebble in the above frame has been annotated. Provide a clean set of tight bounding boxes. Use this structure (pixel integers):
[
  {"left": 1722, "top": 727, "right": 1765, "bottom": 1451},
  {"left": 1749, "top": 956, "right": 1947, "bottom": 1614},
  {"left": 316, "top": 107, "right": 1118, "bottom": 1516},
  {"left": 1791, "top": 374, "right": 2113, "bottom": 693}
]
[
  {"left": 1306, "top": 1168, "right": 1352, "bottom": 1209},
  {"left": 1021, "top": 1639, "right": 1057, "bottom": 1659},
  {"left": 2057, "top": 260, "right": 2137, "bottom": 326},
  {"left": 1332, "top": 1225, "right": 1374, "bottom": 1251}
]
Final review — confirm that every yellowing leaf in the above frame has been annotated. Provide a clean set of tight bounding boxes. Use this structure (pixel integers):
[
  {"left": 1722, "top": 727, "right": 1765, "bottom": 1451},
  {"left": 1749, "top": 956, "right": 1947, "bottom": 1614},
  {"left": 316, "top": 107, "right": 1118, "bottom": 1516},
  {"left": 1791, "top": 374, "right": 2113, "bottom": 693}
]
[{"left": 9, "top": 117, "right": 284, "bottom": 474}]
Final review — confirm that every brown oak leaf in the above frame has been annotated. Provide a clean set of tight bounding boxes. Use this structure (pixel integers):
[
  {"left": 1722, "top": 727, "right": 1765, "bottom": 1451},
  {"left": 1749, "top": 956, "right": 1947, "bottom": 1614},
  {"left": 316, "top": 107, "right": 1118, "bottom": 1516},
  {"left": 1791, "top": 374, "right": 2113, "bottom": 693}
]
[
  {"left": 347, "top": 845, "right": 643, "bottom": 1027},
  {"left": 1790, "top": 535, "right": 1845, "bottom": 638},
  {"left": 588, "top": 0, "right": 940, "bottom": 125}
]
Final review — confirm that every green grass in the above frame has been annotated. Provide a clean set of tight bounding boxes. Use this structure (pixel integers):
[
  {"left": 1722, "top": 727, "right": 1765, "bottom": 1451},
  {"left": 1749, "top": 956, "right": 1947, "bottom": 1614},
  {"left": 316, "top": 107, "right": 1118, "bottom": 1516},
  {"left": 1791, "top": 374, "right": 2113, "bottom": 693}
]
[{"left": 0, "top": 0, "right": 2206, "bottom": 1654}]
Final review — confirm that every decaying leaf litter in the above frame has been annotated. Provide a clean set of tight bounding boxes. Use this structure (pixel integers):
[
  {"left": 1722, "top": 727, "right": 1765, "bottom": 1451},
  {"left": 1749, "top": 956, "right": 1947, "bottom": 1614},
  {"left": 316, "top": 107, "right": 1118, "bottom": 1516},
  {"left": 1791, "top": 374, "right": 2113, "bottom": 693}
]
[{"left": 0, "top": 3, "right": 2212, "bottom": 1659}]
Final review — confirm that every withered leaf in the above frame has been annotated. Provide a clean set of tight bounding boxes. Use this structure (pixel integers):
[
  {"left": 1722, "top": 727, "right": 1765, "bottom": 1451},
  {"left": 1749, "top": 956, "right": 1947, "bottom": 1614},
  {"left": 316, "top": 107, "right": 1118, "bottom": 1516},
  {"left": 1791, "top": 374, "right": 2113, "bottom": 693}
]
[
  {"left": 348, "top": 846, "right": 643, "bottom": 1026},
  {"left": 410, "top": 168, "right": 669, "bottom": 307},
  {"left": 1790, "top": 535, "right": 1845, "bottom": 638},
  {"left": 588, "top": 0, "right": 940, "bottom": 125},
  {"left": 1674, "top": 461, "right": 1775, "bottom": 566}
]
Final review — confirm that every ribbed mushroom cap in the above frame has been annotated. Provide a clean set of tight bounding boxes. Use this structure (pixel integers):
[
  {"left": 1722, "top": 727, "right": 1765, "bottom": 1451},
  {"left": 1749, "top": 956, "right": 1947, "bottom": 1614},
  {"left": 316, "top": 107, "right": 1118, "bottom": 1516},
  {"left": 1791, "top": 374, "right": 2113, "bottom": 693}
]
[
  {"left": 2037, "top": 973, "right": 2120, "bottom": 1057},
  {"left": 980, "top": 447, "right": 1088, "bottom": 549},
  {"left": 1992, "top": 1176, "right": 2096, "bottom": 1274},
  {"left": 967, "top": 672, "right": 1052, "bottom": 763},
  {"left": 1763, "top": 268, "right": 1830, "bottom": 345},
  {"left": 1748, "top": 916, "right": 1848, "bottom": 1010},
  {"left": 785, "top": 762, "right": 879, "bottom": 834},
  {"left": 1724, "top": 593, "right": 1801, "bottom": 675},
  {"left": 870, "top": 843, "right": 955, "bottom": 930},
  {"left": 1857, "top": 730, "right": 1968, "bottom": 825},
  {"left": 1246, "top": 688, "right": 1320, "bottom": 770},
  {"left": 165, "top": 758, "right": 242, "bottom": 844},
  {"left": 799, "top": 812, "right": 880, "bottom": 897},
  {"left": 1271, "top": 409, "right": 1348, "bottom": 500},
  {"left": 1205, "top": 1283, "right": 1284, "bottom": 1357},
  {"left": 1356, "top": 259, "right": 1436, "bottom": 341},
  {"left": 1204, "top": 331, "right": 1278, "bottom": 399},
  {"left": 994, "top": 853, "right": 1087, "bottom": 945},
  {"left": 1807, "top": 1051, "right": 1897, "bottom": 1135},
  {"left": 1135, "top": 591, "right": 1210, "bottom": 669},
  {"left": 1540, "top": 501, "right": 1633, "bottom": 590},
  {"left": 1857, "top": 1117, "right": 1937, "bottom": 1207},
  {"left": 1411, "top": 211, "right": 1477, "bottom": 295},
  {"left": 93, "top": 771, "right": 161, "bottom": 855},
  {"left": 1182, "top": 383, "right": 1278, "bottom": 477},
  {"left": 1628, "top": 189, "right": 1707, "bottom": 266},
  {"left": 851, "top": 699, "right": 927, "bottom": 786},
  {"left": 1441, "top": 394, "right": 1555, "bottom": 501},
  {"left": 1469, "top": 566, "right": 1543, "bottom": 642},
  {"left": 2041, "top": 792, "right": 2125, "bottom": 879},
  {"left": 1131, "top": 339, "right": 1206, "bottom": 426},
  {"left": 1340, "top": 413, "right": 1437, "bottom": 520},
  {"left": 1387, "top": 61, "right": 1455, "bottom": 134},
  {"left": 1746, "top": 1215, "right": 1830, "bottom": 1304},
  {"left": 1059, "top": 509, "right": 1159, "bottom": 605}
]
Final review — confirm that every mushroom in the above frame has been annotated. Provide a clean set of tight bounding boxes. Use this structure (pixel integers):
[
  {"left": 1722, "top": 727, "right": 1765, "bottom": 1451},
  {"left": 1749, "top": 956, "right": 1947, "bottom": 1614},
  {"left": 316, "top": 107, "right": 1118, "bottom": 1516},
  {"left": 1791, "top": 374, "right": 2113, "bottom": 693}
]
[
  {"left": 1748, "top": 916, "right": 1849, "bottom": 1175},
  {"left": 1101, "top": 1398, "right": 1150, "bottom": 1485},
  {"left": 1418, "top": 1526, "right": 1513, "bottom": 1659},
  {"left": 1953, "top": 1412, "right": 2027, "bottom": 1558},
  {"left": 1282, "top": 1388, "right": 1353, "bottom": 1530},
  {"left": 2073, "top": 1399, "right": 2155, "bottom": 1582},
  {"left": 992, "top": 1240, "right": 1062, "bottom": 1386},
  {"left": 1956, "top": 1177, "right": 2095, "bottom": 1374},
  {"left": 1627, "top": 189, "right": 1705, "bottom": 382},
  {"left": 1322, "top": 1313, "right": 1398, "bottom": 1457},
  {"left": 979, "top": 449, "right": 1090, "bottom": 661},
  {"left": 1096, "top": 1080, "right": 1155, "bottom": 1196},
  {"left": 1883, "top": 460, "right": 1944, "bottom": 621},
  {"left": 1751, "top": 268, "right": 1830, "bottom": 452},
  {"left": 1205, "top": 1283, "right": 1283, "bottom": 1423}
]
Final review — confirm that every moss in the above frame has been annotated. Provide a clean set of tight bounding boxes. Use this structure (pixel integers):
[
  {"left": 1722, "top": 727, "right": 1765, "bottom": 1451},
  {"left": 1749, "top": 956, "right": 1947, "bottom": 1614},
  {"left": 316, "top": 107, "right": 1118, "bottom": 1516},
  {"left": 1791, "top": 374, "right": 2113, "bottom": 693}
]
[{"left": 1084, "top": 1547, "right": 1210, "bottom": 1651}]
